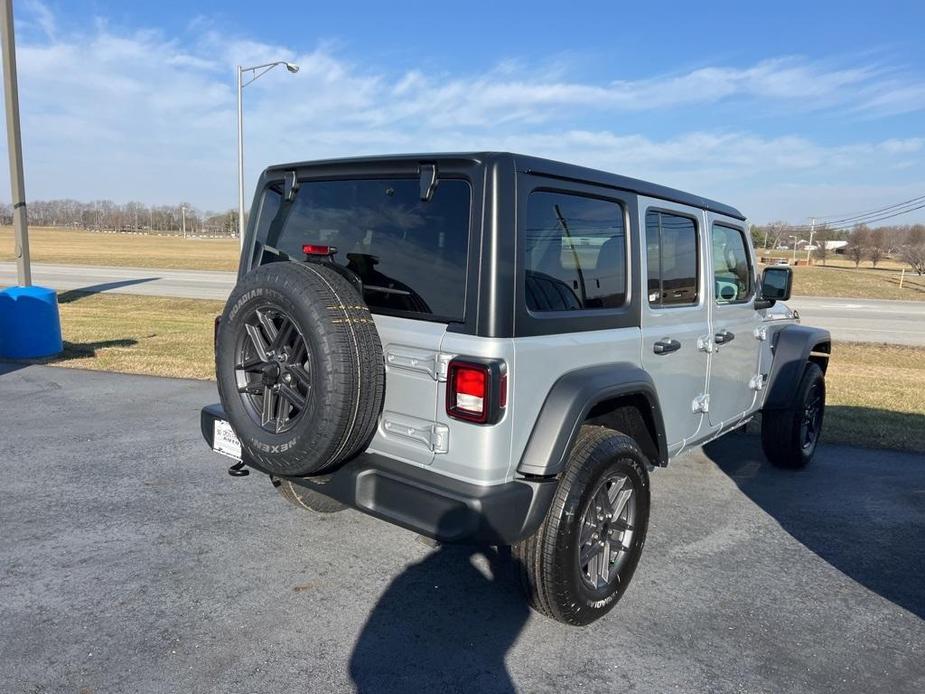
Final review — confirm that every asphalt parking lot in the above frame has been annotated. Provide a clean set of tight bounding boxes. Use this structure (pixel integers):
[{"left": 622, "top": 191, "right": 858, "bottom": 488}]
[{"left": 1, "top": 364, "right": 923, "bottom": 693}]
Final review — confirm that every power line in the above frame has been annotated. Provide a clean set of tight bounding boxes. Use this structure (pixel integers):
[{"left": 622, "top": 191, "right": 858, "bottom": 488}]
[
  {"left": 811, "top": 193, "right": 925, "bottom": 225},
  {"left": 824, "top": 201, "right": 925, "bottom": 231},
  {"left": 783, "top": 194, "right": 925, "bottom": 233}
]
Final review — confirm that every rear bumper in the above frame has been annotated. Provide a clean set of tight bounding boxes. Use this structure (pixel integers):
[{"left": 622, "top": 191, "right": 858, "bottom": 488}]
[{"left": 200, "top": 404, "right": 557, "bottom": 545}]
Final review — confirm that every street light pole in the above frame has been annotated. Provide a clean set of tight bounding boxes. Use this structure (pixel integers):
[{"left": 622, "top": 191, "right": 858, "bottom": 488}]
[
  {"left": 1, "top": 0, "right": 30, "bottom": 286},
  {"left": 235, "top": 60, "right": 299, "bottom": 250}
]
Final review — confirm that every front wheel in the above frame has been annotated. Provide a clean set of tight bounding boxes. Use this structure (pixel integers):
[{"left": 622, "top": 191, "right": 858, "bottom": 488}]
[
  {"left": 761, "top": 361, "right": 826, "bottom": 469},
  {"left": 513, "top": 426, "right": 651, "bottom": 626}
]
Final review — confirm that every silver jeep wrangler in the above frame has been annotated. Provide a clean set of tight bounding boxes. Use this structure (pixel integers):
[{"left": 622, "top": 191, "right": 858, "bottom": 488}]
[{"left": 201, "top": 152, "right": 830, "bottom": 625}]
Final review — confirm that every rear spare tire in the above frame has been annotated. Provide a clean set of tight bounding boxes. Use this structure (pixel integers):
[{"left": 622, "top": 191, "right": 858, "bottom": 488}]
[{"left": 216, "top": 261, "right": 384, "bottom": 477}]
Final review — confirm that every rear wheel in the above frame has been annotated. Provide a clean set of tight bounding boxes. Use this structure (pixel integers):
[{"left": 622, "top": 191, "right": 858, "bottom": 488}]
[
  {"left": 272, "top": 476, "right": 347, "bottom": 513},
  {"left": 761, "top": 361, "right": 825, "bottom": 469},
  {"left": 513, "top": 426, "right": 650, "bottom": 626}
]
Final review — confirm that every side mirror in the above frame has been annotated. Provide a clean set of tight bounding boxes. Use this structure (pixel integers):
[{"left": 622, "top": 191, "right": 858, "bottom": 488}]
[{"left": 755, "top": 266, "right": 793, "bottom": 309}]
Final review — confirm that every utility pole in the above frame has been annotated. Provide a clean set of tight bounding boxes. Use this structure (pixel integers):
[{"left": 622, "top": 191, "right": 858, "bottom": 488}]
[
  {"left": 806, "top": 217, "right": 815, "bottom": 262},
  {"left": 181, "top": 205, "right": 187, "bottom": 239},
  {"left": 1, "top": 0, "right": 30, "bottom": 286}
]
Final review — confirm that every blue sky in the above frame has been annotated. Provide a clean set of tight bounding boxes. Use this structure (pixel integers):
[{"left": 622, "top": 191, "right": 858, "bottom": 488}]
[{"left": 6, "top": 0, "right": 925, "bottom": 223}]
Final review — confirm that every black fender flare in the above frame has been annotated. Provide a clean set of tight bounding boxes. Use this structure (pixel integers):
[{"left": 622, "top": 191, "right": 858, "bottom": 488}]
[
  {"left": 763, "top": 324, "right": 831, "bottom": 411},
  {"left": 517, "top": 363, "right": 668, "bottom": 477}
]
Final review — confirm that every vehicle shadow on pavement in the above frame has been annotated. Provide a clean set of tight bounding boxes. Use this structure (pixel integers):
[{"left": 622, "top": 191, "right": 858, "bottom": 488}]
[
  {"left": 349, "top": 540, "right": 528, "bottom": 693},
  {"left": 704, "top": 432, "right": 925, "bottom": 620},
  {"left": 57, "top": 278, "right": 159, "bottom": 302}
]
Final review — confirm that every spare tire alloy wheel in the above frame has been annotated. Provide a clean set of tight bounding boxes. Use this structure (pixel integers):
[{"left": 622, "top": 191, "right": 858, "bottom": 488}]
[
  {"left": 235, "top": 305, "right": 311, "bottom": 435},
  {"left": 216, "top": 262, "right": 385, "bottom": 477}
]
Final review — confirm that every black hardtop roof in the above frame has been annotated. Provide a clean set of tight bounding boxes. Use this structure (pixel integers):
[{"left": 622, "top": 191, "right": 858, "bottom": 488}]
[{"left": 266, "top": 151, "right": 746, "bottom": 221}]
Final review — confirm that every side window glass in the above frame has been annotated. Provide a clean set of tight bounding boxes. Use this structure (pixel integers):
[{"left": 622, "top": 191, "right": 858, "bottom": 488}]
[
  {"left": 712, "top": 224, "right": 752, "bottom": 304},
  {"left": 645, "top": 210, "right": 698, "bottom": 307},
  {"left": 525, "top": 191, "right": 626, "bottom": 312}
]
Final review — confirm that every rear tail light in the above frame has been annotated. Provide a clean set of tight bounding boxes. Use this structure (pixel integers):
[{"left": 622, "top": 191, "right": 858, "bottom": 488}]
[{"left": 447, "top": 358, "right": 507, "bottom": 424}]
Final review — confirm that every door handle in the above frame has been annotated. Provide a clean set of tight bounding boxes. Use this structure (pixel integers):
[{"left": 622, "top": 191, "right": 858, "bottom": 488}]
[
  {"left": 653, "top": 338, "right": 681, "bottom": 355},
  {"left": 714, "top": 329, "right": 735, "bottom": 345}
]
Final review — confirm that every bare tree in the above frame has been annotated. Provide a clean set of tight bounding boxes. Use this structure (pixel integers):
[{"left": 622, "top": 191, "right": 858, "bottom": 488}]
[
  {"left": 813, "top": 227, "right": 831, "bottom": 266},
  {"left": 900, "top": 225, "right": 925, "bottom": 276},
  {"left": 764, "top": 220, "right": 790, "bottom": 250},
  {"left": 868, "top": 227, "right": 888, "bottom": 267},
  {"left": 846, "top": 224, "right": 870, "bottom": 268},
  {"left": 2, "top": 197, "right": 238, "bottom": 237}
]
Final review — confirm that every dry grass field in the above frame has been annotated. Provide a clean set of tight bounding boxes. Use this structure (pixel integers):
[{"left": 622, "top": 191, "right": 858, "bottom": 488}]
[
  {"left": 17, "top": 290, "right": 924, "bottom": 452},
  {"left": 821, "top": 342, "right": 925, "bottom": 452},
  {"left": 0, "top": 225, "right": 239, "bottom": 272},
  {"left": 48, "top": 291, "right": 224, "bottom": 380},
  {"left": 757, "top": 249, "right": 925, "bottom": 301}
]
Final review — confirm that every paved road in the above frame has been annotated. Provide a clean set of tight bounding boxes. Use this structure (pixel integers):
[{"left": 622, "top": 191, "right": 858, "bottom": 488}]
[
  {"left": 3, "top": 262, "right": 924, "bottom": 345},
  {"left": 1, "top": 364, "right": 923, "bottom": 693},
  {"left": 0, "top": 261, "right": 237, "bottom": 300},
  {"left": 788, "top": 296, "right": 925, "bottom": 346}
]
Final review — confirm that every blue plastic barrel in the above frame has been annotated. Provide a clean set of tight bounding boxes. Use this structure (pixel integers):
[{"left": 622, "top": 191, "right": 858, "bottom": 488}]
[{"left": 0, "top": 285, "right": 63, "bottom": 359}]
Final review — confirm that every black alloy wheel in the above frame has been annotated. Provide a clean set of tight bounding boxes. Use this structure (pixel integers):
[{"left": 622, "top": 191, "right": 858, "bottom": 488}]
[{"left": 234, "top": 304, "right": 312, "bottom": 435}]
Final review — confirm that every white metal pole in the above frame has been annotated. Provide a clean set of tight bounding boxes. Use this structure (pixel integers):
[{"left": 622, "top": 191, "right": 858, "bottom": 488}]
[
  {"left": 0, "top": 0, "right": 30, "bottom": 286},
  {"left": 236, "top": 65, "right": 245, "bottom": 249},
  {"left": 807, "top": 217, "right": 815, "bottom": 262},
  {"left": 181, "top": 205, "right": 186, "bottom": 239}
]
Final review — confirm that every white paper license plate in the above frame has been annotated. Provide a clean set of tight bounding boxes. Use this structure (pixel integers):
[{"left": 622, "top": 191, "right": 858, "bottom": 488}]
[{"left": 213, "top": 419, "right": 242, "bottom": 461}]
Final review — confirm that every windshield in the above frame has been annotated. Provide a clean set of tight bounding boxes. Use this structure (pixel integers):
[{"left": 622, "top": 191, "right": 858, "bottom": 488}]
[{"left": 251, "top": 178, "right": 471, "bottom": 322}]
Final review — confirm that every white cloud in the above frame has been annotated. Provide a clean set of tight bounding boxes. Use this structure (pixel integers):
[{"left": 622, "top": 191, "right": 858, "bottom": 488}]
[{"left": 1, "top": 4, "right": 923, "bottom": 224}]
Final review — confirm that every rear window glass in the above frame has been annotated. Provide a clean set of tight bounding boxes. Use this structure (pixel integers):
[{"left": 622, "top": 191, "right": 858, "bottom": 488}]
[{"left": 253, "top": 178, "right": 471, "bottom": 322}]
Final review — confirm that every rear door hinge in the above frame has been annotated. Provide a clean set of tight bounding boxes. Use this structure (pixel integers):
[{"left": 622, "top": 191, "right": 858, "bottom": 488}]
[
  {"left": 697, "top": 335, "right": 715, "bottom": 353},
  {"left": 754, "top": 326, "right": 768, "bottom": 341},
  {"left": 435, "top": 353, "right": 452, "bottom": 382},
  {"left": 385, "top": 348, "right": 454, "bottom": 382},
  {"left": 381, "top": 413, "right": 449, "bottom": 454},
  {"left": 692, "top": 393, "right": 710, "bottom": 414},
  {"left": 748, "top": 374, "right": 767, "bottom": 391}
]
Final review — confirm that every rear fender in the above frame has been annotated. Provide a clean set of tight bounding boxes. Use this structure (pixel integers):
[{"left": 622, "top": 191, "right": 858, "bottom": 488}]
[{"left": 517, "top": 363, "right": 668, "bottom": 477}]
